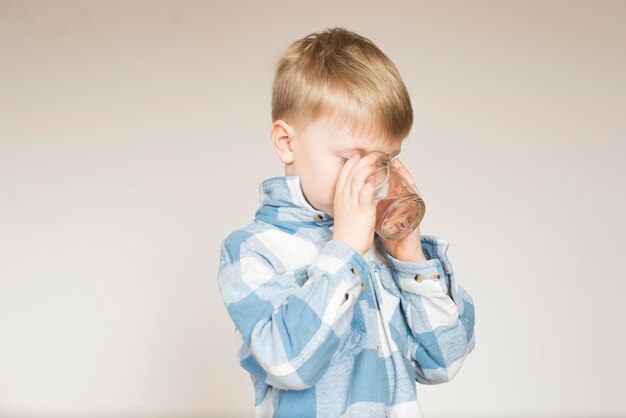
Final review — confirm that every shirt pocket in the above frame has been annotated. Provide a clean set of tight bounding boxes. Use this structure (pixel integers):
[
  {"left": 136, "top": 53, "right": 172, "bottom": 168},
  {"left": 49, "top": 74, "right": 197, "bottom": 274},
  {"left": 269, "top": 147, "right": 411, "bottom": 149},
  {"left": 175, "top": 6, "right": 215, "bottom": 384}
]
[
  {"left": 334, "top": 327, "right": 367, "bottom": 360},
  {"left": 333, "top": 301, "right": 368, "bottom": 361},
  {"left": 292, "top": 265, "right": 366, "bottom": 359}
]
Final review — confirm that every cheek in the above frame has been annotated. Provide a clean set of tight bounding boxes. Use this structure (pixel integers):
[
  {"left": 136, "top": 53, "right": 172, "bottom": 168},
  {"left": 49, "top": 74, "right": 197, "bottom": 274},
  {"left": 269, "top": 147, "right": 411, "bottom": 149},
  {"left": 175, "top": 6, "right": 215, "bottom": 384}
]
[
  {"left": 317, "top": 158, "right": 344, "bottom": 202},
  {"left": 327, "top": 169, "right": 342, "bottom": 200}
]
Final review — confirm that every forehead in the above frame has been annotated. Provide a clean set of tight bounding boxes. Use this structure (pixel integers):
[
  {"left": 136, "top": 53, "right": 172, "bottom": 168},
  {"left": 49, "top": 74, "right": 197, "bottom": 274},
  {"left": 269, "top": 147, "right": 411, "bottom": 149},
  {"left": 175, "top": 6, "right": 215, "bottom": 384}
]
[{"left": 304, "top": 114, "right": 401, "bottom": 155}]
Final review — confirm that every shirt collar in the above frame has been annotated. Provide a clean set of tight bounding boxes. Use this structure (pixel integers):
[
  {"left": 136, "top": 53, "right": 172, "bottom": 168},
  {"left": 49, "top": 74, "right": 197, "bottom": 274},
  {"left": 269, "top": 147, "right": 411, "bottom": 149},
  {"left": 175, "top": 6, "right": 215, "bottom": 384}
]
[{"left": 254, "top": 176, "right": 334, "bottom": 230}]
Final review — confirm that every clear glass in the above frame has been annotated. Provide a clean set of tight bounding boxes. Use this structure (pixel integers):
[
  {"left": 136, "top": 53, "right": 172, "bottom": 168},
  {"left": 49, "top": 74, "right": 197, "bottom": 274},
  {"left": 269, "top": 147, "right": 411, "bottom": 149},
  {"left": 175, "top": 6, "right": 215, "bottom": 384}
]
[{"left": 363, "top": 152, "right": 426, "bottom": 241}]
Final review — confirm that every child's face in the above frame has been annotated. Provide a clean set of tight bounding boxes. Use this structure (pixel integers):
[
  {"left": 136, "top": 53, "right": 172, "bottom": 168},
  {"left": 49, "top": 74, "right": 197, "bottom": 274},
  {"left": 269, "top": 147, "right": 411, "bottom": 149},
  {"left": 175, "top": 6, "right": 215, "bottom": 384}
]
[{"left": 286, "top": 115, "right": 401, "bottom": 219}]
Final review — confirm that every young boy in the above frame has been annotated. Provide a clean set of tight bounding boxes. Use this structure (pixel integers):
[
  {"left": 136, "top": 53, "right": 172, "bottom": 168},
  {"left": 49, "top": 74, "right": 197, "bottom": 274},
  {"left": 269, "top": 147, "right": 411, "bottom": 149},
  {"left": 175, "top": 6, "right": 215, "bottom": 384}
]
[{"left": 217, "top": 27, "right": 475, "bottom": 418}]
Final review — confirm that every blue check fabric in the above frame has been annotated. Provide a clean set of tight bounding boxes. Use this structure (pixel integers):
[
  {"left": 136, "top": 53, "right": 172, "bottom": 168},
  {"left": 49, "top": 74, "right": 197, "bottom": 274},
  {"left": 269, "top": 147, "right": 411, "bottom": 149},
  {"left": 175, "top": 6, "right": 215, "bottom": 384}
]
[{"left": 217, "top": 176, "right": 475, "bottom": 418}]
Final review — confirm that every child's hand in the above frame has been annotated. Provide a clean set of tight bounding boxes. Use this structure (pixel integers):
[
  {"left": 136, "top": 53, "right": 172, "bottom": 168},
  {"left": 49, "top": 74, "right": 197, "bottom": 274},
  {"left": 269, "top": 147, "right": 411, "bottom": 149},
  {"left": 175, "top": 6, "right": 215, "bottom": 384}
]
[
  {"left": 380, "top": 158, "right": 428, "bottom": 262},
  {"left": 332, "top": 153, "right": 380, "bottom": 255}
]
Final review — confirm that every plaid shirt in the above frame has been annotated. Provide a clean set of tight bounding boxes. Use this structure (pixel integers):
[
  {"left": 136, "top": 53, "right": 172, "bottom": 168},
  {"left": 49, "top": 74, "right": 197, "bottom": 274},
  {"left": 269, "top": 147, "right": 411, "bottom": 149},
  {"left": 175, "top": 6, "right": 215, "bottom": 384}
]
[{"left": 217, "top": 176, "right": 475, "bottom": 418}]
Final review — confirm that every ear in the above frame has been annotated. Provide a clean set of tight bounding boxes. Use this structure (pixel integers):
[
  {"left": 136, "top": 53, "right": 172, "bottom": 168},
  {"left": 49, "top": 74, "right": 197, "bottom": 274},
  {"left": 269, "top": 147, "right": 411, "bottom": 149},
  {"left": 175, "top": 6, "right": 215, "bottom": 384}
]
[{"left": 270, "top": 119, "right": 296, "bottom": 164}]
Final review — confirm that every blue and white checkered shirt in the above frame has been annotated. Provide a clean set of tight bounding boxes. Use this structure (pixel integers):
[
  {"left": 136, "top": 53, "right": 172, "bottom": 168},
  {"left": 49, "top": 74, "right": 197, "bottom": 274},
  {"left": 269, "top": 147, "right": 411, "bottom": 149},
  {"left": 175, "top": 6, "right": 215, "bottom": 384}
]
[{"left": 217, "top": 175, "right": 475, "bottom": 418}]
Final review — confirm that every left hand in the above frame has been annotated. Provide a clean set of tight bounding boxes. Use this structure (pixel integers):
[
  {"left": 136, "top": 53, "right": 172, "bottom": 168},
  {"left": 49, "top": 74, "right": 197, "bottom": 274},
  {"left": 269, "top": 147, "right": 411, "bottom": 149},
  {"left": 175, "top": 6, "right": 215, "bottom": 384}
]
[{"left": 379, "top": 157, "right": 428, "bottom": 262}]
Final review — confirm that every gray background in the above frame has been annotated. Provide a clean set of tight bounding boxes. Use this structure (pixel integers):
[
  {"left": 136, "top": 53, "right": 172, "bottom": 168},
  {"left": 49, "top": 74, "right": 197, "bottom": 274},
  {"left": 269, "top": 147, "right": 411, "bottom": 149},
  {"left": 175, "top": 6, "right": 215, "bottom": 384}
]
[{"left": 1, "top": 1, "right": 624, "bottom": 417}]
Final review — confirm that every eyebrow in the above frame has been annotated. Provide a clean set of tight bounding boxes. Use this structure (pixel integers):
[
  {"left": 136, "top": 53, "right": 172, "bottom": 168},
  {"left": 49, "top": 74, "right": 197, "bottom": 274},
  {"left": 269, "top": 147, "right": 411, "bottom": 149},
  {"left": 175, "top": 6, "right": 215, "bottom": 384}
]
[{"left": 341, "top": 148, "right": 401, "bottom": 157}]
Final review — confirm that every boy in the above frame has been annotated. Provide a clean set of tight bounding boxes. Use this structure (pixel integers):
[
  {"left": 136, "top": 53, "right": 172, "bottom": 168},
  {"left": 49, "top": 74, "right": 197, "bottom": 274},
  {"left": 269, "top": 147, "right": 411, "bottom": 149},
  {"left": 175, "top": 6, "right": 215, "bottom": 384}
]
[{"left": 217, "top": 27, "right": 475, "bottom": 418}]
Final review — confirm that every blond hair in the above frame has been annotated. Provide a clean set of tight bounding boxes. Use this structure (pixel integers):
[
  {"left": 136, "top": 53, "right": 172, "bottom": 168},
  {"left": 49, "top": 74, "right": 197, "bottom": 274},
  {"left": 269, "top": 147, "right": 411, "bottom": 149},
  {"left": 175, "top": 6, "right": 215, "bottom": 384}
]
[{"left": 271, "top": 27, "right": 413, "bottom": 145}]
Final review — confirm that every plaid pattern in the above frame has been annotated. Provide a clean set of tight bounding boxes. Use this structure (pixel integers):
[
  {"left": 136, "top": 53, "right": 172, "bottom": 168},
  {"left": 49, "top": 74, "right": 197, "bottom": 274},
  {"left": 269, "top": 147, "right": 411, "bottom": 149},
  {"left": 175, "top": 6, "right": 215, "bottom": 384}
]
[{"left": 217, "top": 176, "right": 475, "bottom": 418}]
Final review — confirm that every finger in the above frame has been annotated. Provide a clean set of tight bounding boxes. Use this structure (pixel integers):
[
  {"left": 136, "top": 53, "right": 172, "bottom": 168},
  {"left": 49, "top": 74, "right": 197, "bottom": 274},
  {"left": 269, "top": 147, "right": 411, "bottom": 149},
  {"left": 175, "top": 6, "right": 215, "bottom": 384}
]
[
  {"left": 349, "top": 160, "right": 379, "bottom": 205},
  {"left": 392, "top": 158, "right": 423, "bottom": 196},
  {"left": 391, "top": 157, "right": 416, "bottom": 185},
  {"left": 339, "top": 152, "right": 377, "bottom": 199},
  {"left": 335, "top": 154, "right": 361, "bottom": 195},
  {"left": 359, "top": 182, "right": 376, "bottom": 209},
  {"left": 396, "top": 161, "right": 423, "bottom": 196}
]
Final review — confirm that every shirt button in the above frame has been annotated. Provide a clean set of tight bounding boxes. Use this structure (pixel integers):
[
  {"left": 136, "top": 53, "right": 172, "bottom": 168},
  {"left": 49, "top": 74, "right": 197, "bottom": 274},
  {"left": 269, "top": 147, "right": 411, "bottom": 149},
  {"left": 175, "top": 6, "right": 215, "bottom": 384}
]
[
  {"left": 376, "top": 344, "right": 380, "bottom": 352},
  {"left": 360, "top": 281, "right": 365, "bottom": 290},
  {"left": 414, "top": 274, "right": 424, "bottom": 282},
  {"left": 351, "top": 267, "right": 360, "bottom": 275},
  {"left": 314, "top": 214, "right": 323, "bottom": 221},
  {"left": 431, "top": 272, "right": 440, "bottom": 281}
]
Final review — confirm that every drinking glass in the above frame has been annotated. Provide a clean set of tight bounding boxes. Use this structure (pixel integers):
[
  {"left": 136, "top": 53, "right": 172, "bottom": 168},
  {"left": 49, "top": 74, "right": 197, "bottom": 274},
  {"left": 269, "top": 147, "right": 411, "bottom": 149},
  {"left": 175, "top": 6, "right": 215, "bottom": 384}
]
[{"left": 363, "top": 151, "right": 426, "bottom": 241}]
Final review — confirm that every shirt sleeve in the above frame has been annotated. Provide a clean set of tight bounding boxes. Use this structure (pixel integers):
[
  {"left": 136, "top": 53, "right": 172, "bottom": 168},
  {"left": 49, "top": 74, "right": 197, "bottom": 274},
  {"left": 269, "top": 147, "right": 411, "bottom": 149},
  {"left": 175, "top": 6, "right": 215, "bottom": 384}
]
[
  {"left": 217, "top": 234, "right": 369, "bottom": 390},
  {"left": 382, "top": 234, "right": 476, "bottom": 384}
]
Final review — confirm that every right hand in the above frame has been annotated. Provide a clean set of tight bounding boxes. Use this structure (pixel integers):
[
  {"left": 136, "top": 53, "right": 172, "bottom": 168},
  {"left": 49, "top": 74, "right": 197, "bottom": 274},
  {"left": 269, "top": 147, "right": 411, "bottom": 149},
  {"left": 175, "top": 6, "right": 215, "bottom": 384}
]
[{"left": 331, "top": 152, "right": 380, "bottom": 255}]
